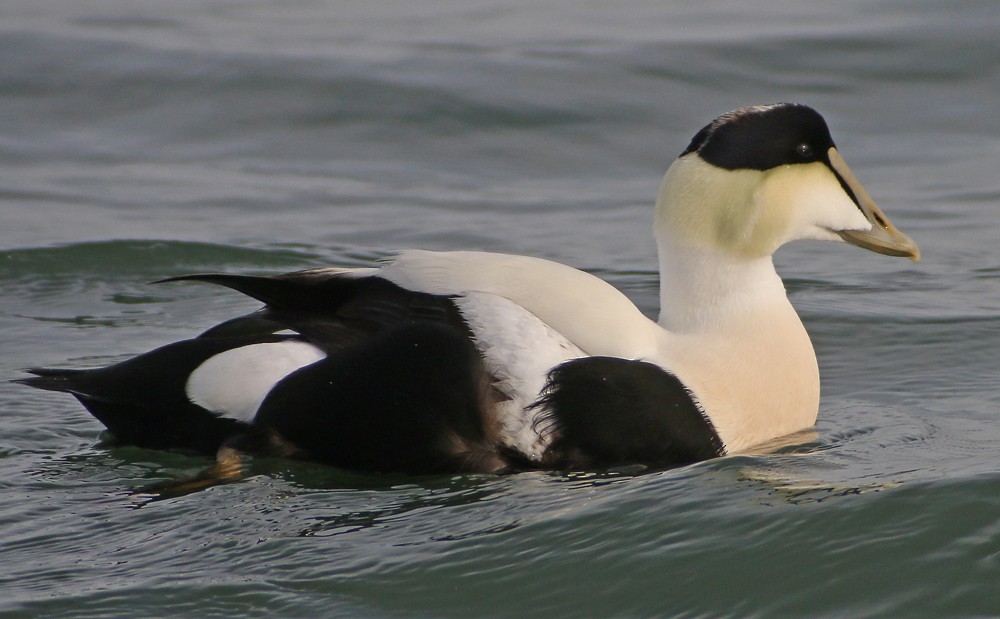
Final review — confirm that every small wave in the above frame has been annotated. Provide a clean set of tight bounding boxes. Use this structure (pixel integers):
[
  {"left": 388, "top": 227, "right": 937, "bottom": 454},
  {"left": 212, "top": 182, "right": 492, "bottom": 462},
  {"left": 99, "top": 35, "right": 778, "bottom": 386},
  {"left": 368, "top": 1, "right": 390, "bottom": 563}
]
[{"left": 0, "top": 240, "right": 321, "bottom": 292}]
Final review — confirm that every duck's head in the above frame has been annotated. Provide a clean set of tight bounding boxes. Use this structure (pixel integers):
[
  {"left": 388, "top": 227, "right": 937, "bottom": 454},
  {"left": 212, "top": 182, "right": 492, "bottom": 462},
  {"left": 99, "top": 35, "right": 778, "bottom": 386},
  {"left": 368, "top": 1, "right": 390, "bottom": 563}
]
[{"left": 655, "top": 103, "right": 920, "bottom": 262}]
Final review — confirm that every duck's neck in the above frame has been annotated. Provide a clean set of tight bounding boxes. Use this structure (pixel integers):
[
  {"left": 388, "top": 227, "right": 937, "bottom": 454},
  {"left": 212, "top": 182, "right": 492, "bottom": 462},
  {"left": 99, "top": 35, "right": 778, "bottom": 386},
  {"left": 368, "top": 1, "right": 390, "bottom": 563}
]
[
  {"left": 656, "top": 240, "right": 787, "bottom": 333},
  {"left": 654, "top": 237, "right": 820, "bottom": 453}
]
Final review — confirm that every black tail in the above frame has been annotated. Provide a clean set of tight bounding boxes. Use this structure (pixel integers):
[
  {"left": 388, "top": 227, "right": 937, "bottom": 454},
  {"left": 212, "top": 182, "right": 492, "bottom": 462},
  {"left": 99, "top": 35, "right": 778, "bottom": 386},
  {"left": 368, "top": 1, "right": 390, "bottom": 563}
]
[
  {"left": 15, "top": 337, "right": 275, "bottom": 455},
  {"left": 15, "top": 368, "right": 90, "bottom": 394}
]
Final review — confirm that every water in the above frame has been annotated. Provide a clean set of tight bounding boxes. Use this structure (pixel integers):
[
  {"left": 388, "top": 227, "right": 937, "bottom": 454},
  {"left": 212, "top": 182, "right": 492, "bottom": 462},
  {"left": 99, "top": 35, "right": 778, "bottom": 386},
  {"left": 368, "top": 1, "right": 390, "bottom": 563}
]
[{"left": 2, "top": 1, "right": 999, "bottom": 616}]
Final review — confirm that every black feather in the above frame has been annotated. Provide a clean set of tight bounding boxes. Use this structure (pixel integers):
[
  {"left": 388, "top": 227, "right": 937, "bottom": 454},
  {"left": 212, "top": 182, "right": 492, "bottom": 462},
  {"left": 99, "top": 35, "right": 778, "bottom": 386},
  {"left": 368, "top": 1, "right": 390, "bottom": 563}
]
[
  {"left": 158, "top": 272, "right": 472, "bottom": 353},
  {"left": 255, "top": 322, "right": 505, "bottom": 474},
  {"left": 536, "top": 356, "right": 724, "bottom": 468},
  {"left": 17, "top": 335, "right": 297, "bottom": 454}
]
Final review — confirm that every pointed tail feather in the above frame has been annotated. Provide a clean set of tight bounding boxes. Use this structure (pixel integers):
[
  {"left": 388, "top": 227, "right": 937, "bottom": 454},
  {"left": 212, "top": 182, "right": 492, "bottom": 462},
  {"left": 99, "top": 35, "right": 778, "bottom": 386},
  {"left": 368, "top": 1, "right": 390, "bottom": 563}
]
[
  {"left": 153, "top": 272, "right": 354, "bottom": 313},
  {"left": 15, "top": 368, "right": 91, "bottom": 395}
]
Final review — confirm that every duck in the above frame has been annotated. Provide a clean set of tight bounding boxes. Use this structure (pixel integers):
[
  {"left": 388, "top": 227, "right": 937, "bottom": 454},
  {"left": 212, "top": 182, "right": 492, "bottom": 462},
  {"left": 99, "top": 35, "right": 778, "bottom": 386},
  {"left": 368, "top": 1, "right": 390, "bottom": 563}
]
[{"left": 18, "top": 103, "right": 920, "bottom": 476}]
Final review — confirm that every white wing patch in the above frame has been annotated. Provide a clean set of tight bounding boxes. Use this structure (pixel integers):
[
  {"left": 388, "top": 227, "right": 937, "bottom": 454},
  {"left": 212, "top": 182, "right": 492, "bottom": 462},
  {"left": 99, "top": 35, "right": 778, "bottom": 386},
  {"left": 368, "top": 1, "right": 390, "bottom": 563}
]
[
  {"left": 186, "top": 340, "right": 326, "bottom": 423},
  {"left": 456, "top": 292, "right": 585, "bottom": 461},
  {"left": 381, "top": 250, "right": 661, "bottom": 360}
]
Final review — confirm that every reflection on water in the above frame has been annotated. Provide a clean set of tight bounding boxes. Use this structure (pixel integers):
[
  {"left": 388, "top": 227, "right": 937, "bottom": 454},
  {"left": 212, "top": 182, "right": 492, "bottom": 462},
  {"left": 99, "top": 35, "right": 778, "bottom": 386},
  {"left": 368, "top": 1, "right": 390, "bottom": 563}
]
[{"left": 297, "top": 477, "right": 516, "bottom": 540}]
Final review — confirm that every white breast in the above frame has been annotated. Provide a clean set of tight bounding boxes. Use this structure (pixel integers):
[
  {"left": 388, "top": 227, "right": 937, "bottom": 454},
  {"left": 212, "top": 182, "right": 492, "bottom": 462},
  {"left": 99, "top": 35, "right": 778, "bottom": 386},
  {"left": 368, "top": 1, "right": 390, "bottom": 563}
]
[{"left": 655, "top": 298, "right": 819, "bottom": 453}]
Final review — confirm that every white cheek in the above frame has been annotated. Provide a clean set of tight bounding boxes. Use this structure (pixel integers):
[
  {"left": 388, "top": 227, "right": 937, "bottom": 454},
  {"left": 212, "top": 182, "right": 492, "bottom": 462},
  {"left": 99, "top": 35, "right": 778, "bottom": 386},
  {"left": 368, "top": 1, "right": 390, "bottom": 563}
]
[
  {"left": 186, "top": 340, "right": 326, "bottom": 423},
  {"left": 777, "top": 165, "right": 872, "bottom": 244}
]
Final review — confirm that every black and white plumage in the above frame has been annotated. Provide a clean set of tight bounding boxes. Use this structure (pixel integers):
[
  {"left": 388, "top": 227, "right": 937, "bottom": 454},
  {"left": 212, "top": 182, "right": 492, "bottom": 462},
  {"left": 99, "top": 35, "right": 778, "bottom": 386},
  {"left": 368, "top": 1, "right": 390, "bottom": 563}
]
[{"left": 19, "top": 103, "right": 920, "bottom": 476}]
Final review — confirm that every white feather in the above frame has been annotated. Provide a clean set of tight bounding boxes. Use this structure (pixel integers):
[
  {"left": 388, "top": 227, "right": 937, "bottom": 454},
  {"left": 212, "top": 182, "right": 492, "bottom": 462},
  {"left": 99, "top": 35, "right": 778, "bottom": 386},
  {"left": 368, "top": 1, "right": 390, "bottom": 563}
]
[
  {"left": 455, "top": 292, "right": 585, "bottom": 460},
  {"left": 381, "top": 250, "right": 662, "bottom": 359},
  {"left": 186, "top": 340, "right": 326, "bottom": 423},
  {"left": 360, "top": 135, "right": 906, "bottom": 457},
  {"left": 376, "top": 247, "right": 819, "bottom": 455}
]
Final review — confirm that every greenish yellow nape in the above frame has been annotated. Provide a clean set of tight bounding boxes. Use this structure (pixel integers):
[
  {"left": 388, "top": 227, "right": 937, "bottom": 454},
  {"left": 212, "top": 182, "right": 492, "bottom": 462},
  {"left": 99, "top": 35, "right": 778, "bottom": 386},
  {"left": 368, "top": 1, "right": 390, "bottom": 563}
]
[{"left": 655, "top": 155, "right": 776, "bottom": 258}]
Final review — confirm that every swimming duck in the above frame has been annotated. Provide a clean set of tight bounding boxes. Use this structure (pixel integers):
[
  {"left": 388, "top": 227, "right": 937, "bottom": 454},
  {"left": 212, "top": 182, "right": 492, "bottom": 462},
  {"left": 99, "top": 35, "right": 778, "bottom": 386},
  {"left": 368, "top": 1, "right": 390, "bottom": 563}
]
[{"left": 19, "top": 103, "right": 920, "bottom": 475}]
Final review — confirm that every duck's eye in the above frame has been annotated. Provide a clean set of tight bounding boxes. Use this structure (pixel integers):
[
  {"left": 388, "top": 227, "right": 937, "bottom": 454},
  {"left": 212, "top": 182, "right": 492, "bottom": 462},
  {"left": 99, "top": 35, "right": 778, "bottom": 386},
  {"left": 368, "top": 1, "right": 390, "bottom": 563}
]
[{"left": 795, "top": 143, "right": 814, "bottom": 159}]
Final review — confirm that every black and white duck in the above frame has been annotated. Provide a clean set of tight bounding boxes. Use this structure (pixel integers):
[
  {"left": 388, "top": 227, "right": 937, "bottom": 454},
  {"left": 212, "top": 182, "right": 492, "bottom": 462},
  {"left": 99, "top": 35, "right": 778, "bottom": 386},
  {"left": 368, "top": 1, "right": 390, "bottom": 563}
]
[{"left": 19, "top": 103, "right": 920, "bottom": 476}]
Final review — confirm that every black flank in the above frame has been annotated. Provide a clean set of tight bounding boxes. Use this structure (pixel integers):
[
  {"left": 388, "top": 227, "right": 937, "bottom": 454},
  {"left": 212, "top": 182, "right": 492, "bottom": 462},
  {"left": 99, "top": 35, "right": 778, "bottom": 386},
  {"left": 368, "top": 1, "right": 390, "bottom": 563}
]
[
  {"left": 254, "top": 321, "right": 505, "bottom": 474},
  {"left": 536, "top": 357, "right": 723, "bottom": 469},
  {"left": 19, "top": 272, "right": 502, "bottom": 472}
]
